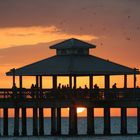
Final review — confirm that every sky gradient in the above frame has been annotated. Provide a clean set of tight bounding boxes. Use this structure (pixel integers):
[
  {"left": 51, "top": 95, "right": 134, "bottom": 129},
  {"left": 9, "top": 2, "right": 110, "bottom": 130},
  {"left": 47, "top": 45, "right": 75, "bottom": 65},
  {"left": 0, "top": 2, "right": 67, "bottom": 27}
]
[{"left": 0, "top": 0, "right": 140, "bottom": 116}]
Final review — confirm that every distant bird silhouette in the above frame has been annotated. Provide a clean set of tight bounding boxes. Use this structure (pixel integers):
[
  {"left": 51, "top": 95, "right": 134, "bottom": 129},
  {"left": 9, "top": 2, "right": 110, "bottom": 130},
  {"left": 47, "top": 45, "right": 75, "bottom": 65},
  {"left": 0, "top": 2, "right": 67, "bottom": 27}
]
[
  {"left": 126, "top": 37, "right": 131, "bottom": 40},
  {"left": 128, "top": 16, "right": 131, "bottom": 19}
]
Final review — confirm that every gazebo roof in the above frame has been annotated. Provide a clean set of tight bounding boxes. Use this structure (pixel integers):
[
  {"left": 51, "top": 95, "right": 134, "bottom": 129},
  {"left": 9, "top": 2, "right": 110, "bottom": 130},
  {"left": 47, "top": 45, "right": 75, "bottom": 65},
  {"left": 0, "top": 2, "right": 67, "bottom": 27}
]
[
  {"left": 6, "top": 38, "right": 139, "bottom": 76},
  {"left": 6, "top": 55, "right": 139, "bottom": 76},
  {"left": 49, "top": 38, "right": 96, "bottom": 49}
]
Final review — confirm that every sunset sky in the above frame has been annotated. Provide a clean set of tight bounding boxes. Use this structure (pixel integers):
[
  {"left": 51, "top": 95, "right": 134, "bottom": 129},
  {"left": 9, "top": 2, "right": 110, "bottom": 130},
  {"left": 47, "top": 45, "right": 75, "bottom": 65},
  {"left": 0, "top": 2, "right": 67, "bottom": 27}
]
[{"left": 0, "top": 0, "right": 140, "bottom": 117}]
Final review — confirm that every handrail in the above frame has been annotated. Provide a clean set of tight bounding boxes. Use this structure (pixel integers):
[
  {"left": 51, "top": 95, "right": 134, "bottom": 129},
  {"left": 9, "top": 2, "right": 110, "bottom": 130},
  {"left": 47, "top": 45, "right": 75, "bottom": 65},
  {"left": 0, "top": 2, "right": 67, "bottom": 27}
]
[{"left": 0, "top": 88, "right": 140, "bottom": 100}]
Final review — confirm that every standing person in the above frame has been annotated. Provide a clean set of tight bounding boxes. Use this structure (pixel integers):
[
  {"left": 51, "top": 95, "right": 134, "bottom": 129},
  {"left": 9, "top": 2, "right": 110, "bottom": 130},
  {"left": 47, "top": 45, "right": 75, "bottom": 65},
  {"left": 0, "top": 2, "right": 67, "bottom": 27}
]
[
  {"left": 112, "top": 83, "right": 117, "bottom": 89},
  {"left": 12, "top": 83, "right": 18, "bottom": 98},
  {"left": 94, "top": 84, "right": 99, "bottom": 99},
  {"left": 58, "top": 83, "right": 61, "bottom": 90},
  {"left": 112, "top": 83, "right": 117, "bottom": 99},
  {"left": 31, "top": 84, "right": 35, "bottom": 99}
]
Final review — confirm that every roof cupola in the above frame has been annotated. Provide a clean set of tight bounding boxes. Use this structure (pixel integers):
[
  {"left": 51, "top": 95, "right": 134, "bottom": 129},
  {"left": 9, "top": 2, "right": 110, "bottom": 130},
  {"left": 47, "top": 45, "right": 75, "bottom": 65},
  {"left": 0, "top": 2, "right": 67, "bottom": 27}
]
[{"left": 50, "top": 38, "right": 96, "bottom": 55}]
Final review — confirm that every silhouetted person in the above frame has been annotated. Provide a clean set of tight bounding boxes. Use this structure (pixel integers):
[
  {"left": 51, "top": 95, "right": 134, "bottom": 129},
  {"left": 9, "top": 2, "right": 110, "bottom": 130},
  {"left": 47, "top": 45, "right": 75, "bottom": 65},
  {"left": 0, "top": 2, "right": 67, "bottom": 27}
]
[
  {"left": 112, "top": 83, "right": 117, "bottom": 89},
  {"left": 85, "top": 85, "right": 88, "bottom": 94},
  {"left": 94, "top": 84, "right": 99, "bottom": 99},
  {"left": 112, "top": 83, "right": 117, "bottom": 99},
  {"left": 66, "top": 84, "right": 70, "bottom": 89},
  {"left": 58, "top": 83, "right": 61, "bottom": 90},
  {"left": 12, "top": 83, "right": 17, "bottom": 98},
  {"left": 78, "top": 86, "right": 82, "bottom": 94},
  {"left": 85, "top": 85, "right": 88, "bottom": 89},
  {"left": 31, "top": 84, "right": 35, "bottom": 98}
]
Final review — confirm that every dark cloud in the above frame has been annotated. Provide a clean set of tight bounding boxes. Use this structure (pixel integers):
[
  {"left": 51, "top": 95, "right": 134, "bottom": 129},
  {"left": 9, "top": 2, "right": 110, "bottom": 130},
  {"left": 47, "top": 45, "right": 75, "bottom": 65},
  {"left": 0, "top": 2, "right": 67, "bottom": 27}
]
[
  {"left": 0, "top": 41, "right": 57, "bottom": 65},
  {"left": 0, "top": 0, "right": 140, "bottom": 35}
]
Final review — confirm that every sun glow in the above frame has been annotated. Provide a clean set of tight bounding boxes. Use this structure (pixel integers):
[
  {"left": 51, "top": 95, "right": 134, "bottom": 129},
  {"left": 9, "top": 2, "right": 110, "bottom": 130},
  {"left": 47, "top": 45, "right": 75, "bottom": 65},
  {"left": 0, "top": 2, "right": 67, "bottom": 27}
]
[
  {"left": 77, "top": 107, "right": 85, "bottom": 114},
  {"left": 67, "top": 107, "right": 85, "bottom": 114}
]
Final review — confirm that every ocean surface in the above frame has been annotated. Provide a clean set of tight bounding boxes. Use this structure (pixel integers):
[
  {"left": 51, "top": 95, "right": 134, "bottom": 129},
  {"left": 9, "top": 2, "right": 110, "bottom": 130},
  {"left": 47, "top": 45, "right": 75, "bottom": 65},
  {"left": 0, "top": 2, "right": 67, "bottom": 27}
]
[{"left": 0, "top": 117, "right": 140, "bottom": 140}]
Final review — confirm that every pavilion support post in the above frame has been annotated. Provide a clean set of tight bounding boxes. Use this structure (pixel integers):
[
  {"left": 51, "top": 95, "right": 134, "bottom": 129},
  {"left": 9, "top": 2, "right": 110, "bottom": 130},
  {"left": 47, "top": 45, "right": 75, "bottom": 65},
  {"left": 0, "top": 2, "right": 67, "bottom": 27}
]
[
  {"left": 57, "top": 108, "right": 61, "bottom": 135},
  {"left": 38, "top": 75, "right": 44, "bottom": 136},
  {"left": 87, "top": 75, "right": 94, "bottom": 135},
  {"left": 104, "top": 107, "right": 111, "bottom": 135},
  {"left": 89, "top": 75, "right": 93, "bottom": 97},
  {"left": 36, "top": 76, "right": 39, "bottom": 98},
  {"left": 124, "top": 75, "right": 127, "bottom": 88},
  {"left": 105, "top": 75, "right": 110, "bottom": 100},
  {"left": 36, "top": 76, "right": 39, "bottom": 87},
  {"left": 39, "top": 107, "right": 44, "bottom": 135},
  {"left": 73, "top": 76, "right": 76, "bottom": 89},
  {"left": 39, "top": 75, "right": 42, "bottom": 98},
  {"left": 121, "top": 107, "right": 127, "bottom": 135},
  {"left": 51, "top": 76, "right": 58, "bottom": 135},
  {"left": 14, "top": 107, "right": 19, "bottom": 136},
  {"left": 12, "top": 68, "right": 16, "bottom": 86},
  {"left": 19, "top": 76, "right": 22, "bottom": 98},
  {"left": 89, "top": 75, "right": 93, "bottom": 89},
  {"left": 137, "top": 108, "right": 140, "bottom": 134},
  {"left": 69, "top": 76, "right": 72, "bottom": 89},
  {"left": 51, "top": 107, "right": 57, "bottom": 135},
  {"left": 39, "top": 76, "right": 42, "bottom": 88},
  {"left": 22, "top": 107, "right": 27, "bottom": 136},
  {"left": 33, "top": 107, "right": 38, "bottom": 136},
  {"left": 53, "top": 75, "right": 57, "bottom": 90},
  {"left": 134, "top": 70, "right": 137, "bottom": 89},
  {"left": 3, "top": 108, "right": 8, "bottom": 136},
  {"left": 69, "top": 106, "right": 77, "bottom": 135},
  {"left": 87, "top": 107, "right": 94, "bottom": 135}
]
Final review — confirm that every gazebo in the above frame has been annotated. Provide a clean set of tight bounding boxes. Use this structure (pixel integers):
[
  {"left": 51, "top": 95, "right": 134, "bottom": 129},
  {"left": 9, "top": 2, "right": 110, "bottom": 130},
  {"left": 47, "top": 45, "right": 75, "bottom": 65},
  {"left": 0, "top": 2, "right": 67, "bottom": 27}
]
[
  {"left": 6, "top": 38, "right": 139, "bottom": 89},
  {"left": 2, "top": 38, "right": 140, "bottom": 136}
]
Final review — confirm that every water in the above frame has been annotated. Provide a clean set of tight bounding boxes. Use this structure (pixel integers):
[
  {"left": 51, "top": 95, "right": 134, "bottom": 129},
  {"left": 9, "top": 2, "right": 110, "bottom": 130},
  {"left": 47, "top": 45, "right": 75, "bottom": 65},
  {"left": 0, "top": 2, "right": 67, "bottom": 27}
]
[{"left": 0, "top": 117, "right": 140, "bottom": 140}]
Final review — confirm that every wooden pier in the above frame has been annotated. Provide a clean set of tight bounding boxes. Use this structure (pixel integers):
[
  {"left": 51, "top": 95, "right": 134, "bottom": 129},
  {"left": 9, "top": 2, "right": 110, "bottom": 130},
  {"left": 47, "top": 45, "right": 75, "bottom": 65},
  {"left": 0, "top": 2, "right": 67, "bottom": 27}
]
[{"left": 1, "top": 87, "right": 140, "bottom": 136}]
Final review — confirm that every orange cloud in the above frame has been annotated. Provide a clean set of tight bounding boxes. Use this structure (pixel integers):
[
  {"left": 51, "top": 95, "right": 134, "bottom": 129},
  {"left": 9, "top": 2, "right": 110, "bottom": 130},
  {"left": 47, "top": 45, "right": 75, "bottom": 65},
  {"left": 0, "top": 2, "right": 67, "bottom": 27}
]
[{"left": 0, "top": 26, "right": 99, "bottom": 49}]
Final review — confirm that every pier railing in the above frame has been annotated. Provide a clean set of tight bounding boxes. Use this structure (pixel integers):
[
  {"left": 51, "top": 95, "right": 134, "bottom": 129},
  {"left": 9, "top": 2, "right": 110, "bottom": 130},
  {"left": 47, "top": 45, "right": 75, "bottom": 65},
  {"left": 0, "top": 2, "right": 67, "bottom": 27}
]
[{"left": 0, "top": 88, "right": 140, "bottom": 100}]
